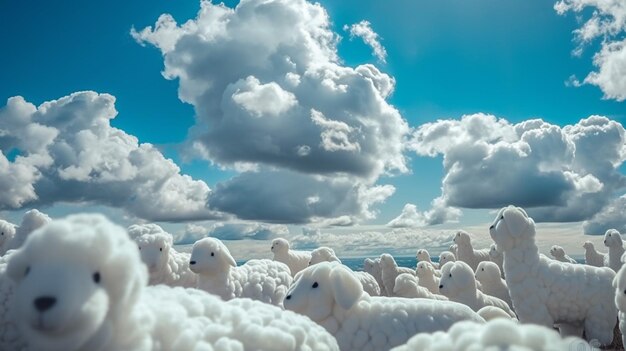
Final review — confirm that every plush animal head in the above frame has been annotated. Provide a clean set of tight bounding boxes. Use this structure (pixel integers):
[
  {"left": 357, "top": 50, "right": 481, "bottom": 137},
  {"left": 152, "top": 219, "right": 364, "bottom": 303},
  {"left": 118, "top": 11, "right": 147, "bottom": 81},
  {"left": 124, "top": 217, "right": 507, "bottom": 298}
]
[
  {"left": 310, "top": 247, "right": 340, "bottom": 265},
  {"left": 416, "top": 249, "right": 431, "bottom": 262},
  {"left": 379, "top": 253, "right": 397, "bottom": 268},
  {"left": 0, "top": 219, "right": 16, "bottom": 248},
  {"left": 189, "top": 237, "right": 236, "bottom": 275},
  {"left": 439, "top": 261, "right": 477, "bottom": 298},
  {"left": 488, "top": 206, "right": 534, "bottom": 251},
  {"left": 488, "top": 244, "right": 501, "bottom": 259},
  {"left": 363, "top": 258, "right": 381, "bottom": 276},
  {"left": 439, "top": 251, "right": 456, "bottom": 266},
  {"left": 549, "top": 245, "right": 566, "bottom": 258},
  {"left": 284, "top": 262, "right": 363, "bottom": 321},
  {"left": 416, "top": 261, "right": 436, "bottom": 279},
  {"left": 135, "top": 232, "right": 173, "bottom": 275},
  {"left": 613, "top": 266, "right": 626, "bottom": 311},
  {"left": 604, "top": 229, "right": 623, "bottom": 248},
  {"left": 475, "top": 261, "right": 501, "bottom": 284},
  {"left": 6, "top": 214, "right": 147, "bottom": 351},
  {"left": 271, "top": 238, "right": 290, "bottom": 255},
  {"left": 453, "top": 231, "right": 474, "bottom": 247},
  {"left": 393, "top": 273, "right": 419, "bottom": 297},
  {"left": 583, "top": 241, "right": 595, "bottom": 250}
]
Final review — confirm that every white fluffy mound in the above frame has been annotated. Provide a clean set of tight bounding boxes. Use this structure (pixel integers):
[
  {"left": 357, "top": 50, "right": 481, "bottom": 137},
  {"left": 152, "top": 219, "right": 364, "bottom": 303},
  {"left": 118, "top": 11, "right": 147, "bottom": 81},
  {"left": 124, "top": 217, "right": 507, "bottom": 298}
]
[
  {"left": 393, "top": 273, "right": 447, "bottom": 301},
  {"left": 583, "top": 241, "right": 606, "bottom": 267},
  {"left": 380, "top": 254, "right": 415, "bottom": 297},
  {"left": 415, "top": 261, "right": 440, "bottom": 294},
  {"left": 6, "top": 214, "right": 338, "bottom": 351},
  {"left": 453, "top": 230, "right": 490, "bottom": 271},
  {"left": 191, "top": 237, "right": 293, "bottom": 306},
  {"left": 0, "top": 220, "right": 16, "bottom": 256},
  {"left": 416, "top": 249, "right": 437, "bottom": 269},
  {"left": 132, "top": 224, "right": 196, "bottom": 288},
  {"left": 613, "top": 258, "right": 626, "bottom": 347},
  {"left": 490, "top": 206, "right": 618, "bottom": 345},
  {"left": 1, "top": 209, "right": 50, "bottom": 255},
  {"left": 438, "top": 251, "right": 455, "bottom": 267},
  {"left": 364, "top": 258, "right": 387, "bottom": 296},
  {"left": 310, "top": 246, "right": 341, "bottom": 265},
  {"left": 549, "top": 245, "right": 577, "bottom": 264},
  {"left": 605, "top": 229, "right": 625, "bottom": 272},
  {"left": 271, "top": 238, "right": 311, "bottom": 276},
  {"left": 474, "top": 261, "right": 512, "bottom": 308},
  {"left": 284, "top": 262, "right": 485, "bottom": 351},
  {"left": 390, "top": 318, "right": 591, "bottom": 351},
  {"left": 439, "top": 261, "right": 515, "bottom": 318}
]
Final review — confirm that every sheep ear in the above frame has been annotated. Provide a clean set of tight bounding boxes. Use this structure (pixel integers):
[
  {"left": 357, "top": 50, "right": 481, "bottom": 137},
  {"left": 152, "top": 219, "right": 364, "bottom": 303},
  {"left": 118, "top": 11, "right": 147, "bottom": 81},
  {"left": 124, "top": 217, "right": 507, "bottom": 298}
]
[
  {"left": 225, "top": 252, "right": 236, "bottom": 267},
  {"left": 329, "top": 265, "right": 363, "bottom": 310},
  {"left": 503, "top": 207, "right": 529, "bottom": 237}
]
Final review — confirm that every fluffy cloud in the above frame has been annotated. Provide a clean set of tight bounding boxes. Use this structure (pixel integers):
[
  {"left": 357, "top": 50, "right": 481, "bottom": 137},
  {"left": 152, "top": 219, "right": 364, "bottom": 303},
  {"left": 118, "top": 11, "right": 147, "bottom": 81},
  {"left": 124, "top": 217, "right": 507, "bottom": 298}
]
[
  {"left": 555, "top": 0, "right": 626, "bottom": 101},
  {"left": 175, "top": 221, "right": 290, "bottom": 244},
  {"left": 408, "top": 113, "right": 626, "bottom": 222},
  {"left": 583, "top": 195, "right": 626, "bottom": 234},
  {"left": 133, "top": 0, "right": 409, "bottom": 223},
  {"left": 344, "top": 20, "right": 388, "bottom": 63},
  {"left": 0, "top": 92, "right": 220, "bottom": 222},
  {"left": 387, "top": 199, "right": 462, "bottom": 228}
]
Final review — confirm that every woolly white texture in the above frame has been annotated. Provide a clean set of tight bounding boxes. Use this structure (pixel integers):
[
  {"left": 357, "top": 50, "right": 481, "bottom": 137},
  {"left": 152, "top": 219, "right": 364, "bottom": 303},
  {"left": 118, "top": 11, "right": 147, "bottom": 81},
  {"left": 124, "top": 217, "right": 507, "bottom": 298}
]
[
  {"left": 549, "top": 245, "right": 577, "bottom": 264},
  {"left": 613, "top": 258, "right": 626, "bottom": 347},
  {"left": 284, "top": 262, "right": 485, "bottom": 351},
  {"left": 583, "top": 241, "right": 606, "bottom": 267},
  {"left": 416, "top": 249, "right": 437, "bottom": 269},
  {"left": 191, "top": 237, "right": 293, "bottom": 306},
  {"left": 380, "top": 254, "right": 415, "bottom": 297},
  {"left": 271, "top": 238, "right": 311, "bottom": 276},
  {"left": 1, "top": 209, "right": 50, "bottom": 255},
  {"left": 393, "top": 273, "right": 447, "bottom": 301},
  {"left": 364, "top": 258, "right": 388, "bottom": 296},
  {"left": 476, "top": 306, "right": 516, "bottom": 321},
  {"left": 489, "top": 206, "right": 618, "bottom": 345},
  {"left": 415, "top": 261, "right": 440, "bottom": 294},
  {"left": 133, "top": 225, "right": 197, "bottom": 288},
  {"left": 0, "top": 250, "right": 27, "bottom": 351},
  {"left": 0, "top": 220, "right": 16, "bottom": 256},
  {"left": 390, "top": 318, "right": 591, "bottom": 351},
  {"left": 453, "top": 230, "right": 490, "bottom": 271},
  {"left": 439, "top": 261, "right": 515, "bottom": 318},
  {"left": 438, "top": 251, "right": 455, "bottom": 267},
  {"left": 474, "top": 261, "right": 512, "bottom": 308},
  {"left": 488, "top": 243, "right": 504, "bottom": 276},
  {"left": 309, "top": 247, "right": 380, "bottom": 296},
  {"left": 7, "top": 214, "right": 339, "bottom": 351},
  {"left": 604, "top": 229, "right": 625, "bottom": 272}
]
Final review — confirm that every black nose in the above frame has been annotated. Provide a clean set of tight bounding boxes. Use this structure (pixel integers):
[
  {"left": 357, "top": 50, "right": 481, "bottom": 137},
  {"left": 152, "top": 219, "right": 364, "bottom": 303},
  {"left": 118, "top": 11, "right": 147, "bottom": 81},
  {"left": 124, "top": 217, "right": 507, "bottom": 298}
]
[
  {"left": 286, "top": 295, "right": 291, "bottom": 300},
  {"left": 190, "top": 261, "right": 196, "bottom": 265},
  {"left": 34, "top": 296, "right": 57, "bottom": 312},
  {"left": 439, "top": 285, "right": 443, "bottom": 289}
]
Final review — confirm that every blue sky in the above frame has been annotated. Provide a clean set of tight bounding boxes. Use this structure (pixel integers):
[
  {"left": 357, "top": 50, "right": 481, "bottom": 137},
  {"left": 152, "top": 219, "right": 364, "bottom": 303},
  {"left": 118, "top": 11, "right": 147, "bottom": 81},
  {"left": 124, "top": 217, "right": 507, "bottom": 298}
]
[{"left": 0, "top": 0, "right": 625, "bottom": 250}]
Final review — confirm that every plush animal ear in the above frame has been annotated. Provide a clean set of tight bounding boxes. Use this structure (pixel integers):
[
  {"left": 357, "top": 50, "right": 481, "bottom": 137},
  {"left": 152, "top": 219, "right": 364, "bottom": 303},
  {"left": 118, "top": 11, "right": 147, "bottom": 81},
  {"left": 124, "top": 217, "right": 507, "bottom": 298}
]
[
  {"left": 6, "top": 250, "right": 27, "bottom": 283},
  {"left": 502, "top": 207, "right": 529, "bottom": 237},
  {"left": 219, "top": 244, "right": 236, "bottom": 267},
  {"left": 329, "top": 265, "right": 363, "bottom": 310}
]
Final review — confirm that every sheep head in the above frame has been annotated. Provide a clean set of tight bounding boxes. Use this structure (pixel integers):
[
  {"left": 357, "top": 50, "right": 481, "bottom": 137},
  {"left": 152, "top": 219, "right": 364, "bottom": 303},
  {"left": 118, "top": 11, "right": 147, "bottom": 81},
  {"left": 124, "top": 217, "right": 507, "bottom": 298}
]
[
  {"left": 439, "top": 261, "right": 476, "bottom": 298},
  {"left": 439, "top": 251, "right": 456, "bottom": 266},
  {"left": 0, "top": 219, "right": 16, "bottom": 247},
  {"left": 489, "top": 206, "right": 534, "bottom": 251},
  {"left": 489, "top": 244, "right": 500, "bottom": 259},
  {"left": 475, "top": 261, "right": 501, "bottom": 284},
  {"left": 604, "top": 229, "right": 623, "bottom": 248},
  {"left": 583, "top": 241, "right": 594, "bottom": 250},
  {"left": 284, "top": 262, "right": 363, "bottom": 322},
  {"left": 416, "top": 261, "right": 436, "bottom": 279},
  {"left": 6, "top": 214, "right": 147, "bottom": 351},
  {"left": 379, "top": 253, "right": 397, "bottom": 268},
  {"left": 310, "top": 247, "right": 340, "bottom": 266},
  {"left": 393, "top": 273, "right": 419, "bottom": 297},
  {"left": 453, "top": 231, "right": 473, "bottom": 246},
  {"left": 271, "top": 238, "right": 290, "bottom": 256},
  {"left": 189, "top": 237, "right": 236, "bottom": 276},
  {"left": 416, "top": 249, "right": 431, "bottom": 262},
  {"left": 135, "top": 232, "right": 172, "bottom": 275},
  {"left": 549, "top": 245, "right": 565, "bottom": 258}
]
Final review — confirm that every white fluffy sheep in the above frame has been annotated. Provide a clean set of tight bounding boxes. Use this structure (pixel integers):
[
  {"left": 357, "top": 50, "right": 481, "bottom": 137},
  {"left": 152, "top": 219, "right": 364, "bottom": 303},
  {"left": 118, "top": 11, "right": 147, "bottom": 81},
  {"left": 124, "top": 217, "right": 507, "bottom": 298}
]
[
  {"left": 393, "top": 273, "right": 447, "bottom": 301},
  {"left": 131, "top": 224, "right": 197, "bottom": 288},
  {"left": 604, "top": 229, "right": 625, "bottom": 272},
  {"left": 6, "top": 214, "right": 339, "bottom": 351},
  {"left": 488, "top": 243, "right": 504, "bottom": 275},
  {"left": 474, "top": 261, "right": 512, "bottom": 308},
  {"left": 0, "top": 220, "right": 16, "bottom": 256},
  {"left": 0, "top": 209, "right": 50, "bottom": 255},
  {"left": 271, "top": 238, "right": 311, "bottom": 276},
  {"left": 390, "top": 318, "right": 591, "bottom": 351},
  {"left": 453, "top": 230, "right": 490, "bottom": 271},
  {"left": 415, "top": 261, "right": 440, "bottom": 294},
  {"left": 489, "top": 206, "right": 618, "bottom": 345},
  {"left": 438, "top": 251, "right": 455, "bottom": 267},
  {"left": 191, "top": 237, "right": 293, "bottom": 306},
  {"left": 583, "top": 241, "right": 606, "bottom": 267},
  {"left": 364, "top": 258, "right": 388, "bottom": 296},
  {"left": 416, "top": 249, "right": 437, "bottom": 269},
  {"left": 439, "top": 261, "right": 515, "bottom": 318},
  {"left": 309, "top": 247, "right": 380, "bottom": 296},
  {"left": 549, "top": 245, "right": 577, "bottom": 264},
  {"left": 284, "top": 262, "right": 485, "bottom": 351},
  {"left": 380, "top": 254, "right": 415, "bottom": 297},
  {"left": 613, "top": 256, "right": 626, "bottom": 347}
]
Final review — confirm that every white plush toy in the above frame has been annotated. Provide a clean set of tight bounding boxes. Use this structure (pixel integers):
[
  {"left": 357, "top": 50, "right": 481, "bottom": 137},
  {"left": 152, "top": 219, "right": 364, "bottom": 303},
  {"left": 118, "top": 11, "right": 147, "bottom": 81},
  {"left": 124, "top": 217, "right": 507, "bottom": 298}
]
[
  {"left": 490, "top": 206, "right": 617, "bottom": 345},
  {"left": 271, "top": 238, "right": 311, "bottom": 276},
  {"left": 474, "top": 261, "right": 512, "bottom": 308},
  {"left": 284, "top": 262, "right": 485, "bottom": 351},
  {"left": 0, "top": 250, "right": 27, "bottom": 351},
  {"left": 488, "top": 243, "right": 504, "bottom": 277},
  {"left": 604, "top": 229, "right": 625, "bottom": 272},
  {"left": 393, "top": 273, "right": 447, "bottom": 301},
  {"left": 364, "top": 258, "right": 388, "bottom": 296},
  {"left": 380, "top": 254, "right": 415, "bottom": 296},
  {"left": 438, "top": 251, "right": 455, "bottom": 267},
  {"left": 6, "top": 214, "right": 338, "bottom": 351},
  {"left": 190, "top": 237, "right": 292, "bottom": 306},
  {"left": 439, "top": 261, "right": 515, "bottom": 318},
  {"left": 453, "top": 230, "right": 490, "bottom": 271},
  {"left": 549, "top": 245, "right": 577, "bottom": 264},
  {"left": 309, "top": 247, "right": 380, "bottom": 296},
  {"left": 415, "top": 261, "right": 440, "bottom": 294},
  {"left": 1, "top": 209, "right": 50, "bottom": 255},
  {"left": 0, "top": 220, "right": 16, "bottom": 257},
  {"left": 613, "top": 254, "right": 626, "bottom": 347},
  {"left": 416, "top": 249, "right": 438, "bottom": 269},
  {"left": 583, "top": 241, "right": 606, "bottom": 267}
]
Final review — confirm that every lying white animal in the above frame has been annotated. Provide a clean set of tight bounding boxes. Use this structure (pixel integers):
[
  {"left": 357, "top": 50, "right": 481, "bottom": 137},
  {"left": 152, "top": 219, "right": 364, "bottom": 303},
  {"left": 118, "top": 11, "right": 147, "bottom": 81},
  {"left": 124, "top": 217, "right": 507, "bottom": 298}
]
[
  {"left": 549, "top": 245, "right": 577, "bottom": 264},
  {"left": 393, "top": 273, "right": 447, "bottom": 300}
]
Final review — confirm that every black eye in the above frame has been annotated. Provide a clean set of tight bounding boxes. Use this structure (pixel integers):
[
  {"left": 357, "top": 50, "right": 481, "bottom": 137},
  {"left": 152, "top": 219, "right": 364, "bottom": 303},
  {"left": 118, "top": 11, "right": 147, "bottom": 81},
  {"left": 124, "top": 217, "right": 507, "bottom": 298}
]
[
  {"left": 211, "top": 252, "right": 214, "bottom": 256},
  {"left": 481, "top": 268, "right": 484, "bottom": 271},
  {"left": 449, "top": 273, "right": 452, "bottom": 277},
  {"left": 24, "top": 266, "right": 30, "bottom": 276},
  {"left": 159, "top": 248, "right": 162, "bottom": 252},
  {"left": 93, "top": 272, "right": 101, "bottom": 283},
  {"left": 500, "top": 215, "right": 504, "bottom": 220},
  {"left": 1, "top": 232, "right": 3, "bottom": 236},
  {"left": 312, "top": 282, "right": 319, "bottom": 288},
  {"left": 623, "top": 289, "right": 626, "bottom": 295}
]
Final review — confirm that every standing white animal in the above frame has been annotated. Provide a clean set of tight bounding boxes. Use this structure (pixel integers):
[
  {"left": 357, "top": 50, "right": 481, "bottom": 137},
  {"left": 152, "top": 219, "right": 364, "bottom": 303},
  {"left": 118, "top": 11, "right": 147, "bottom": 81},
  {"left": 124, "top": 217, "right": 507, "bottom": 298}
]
[
  {"left": 489, "top": 206, "right": 617, "bottom": 345},
  {"left": 474, "top": 261, "right": 512, "bottom": 308},
  {"left": 393, "top": 273, "right": 447, "bottom": 300},
  {"left": 583, "top": 241, "right": 606, "bottom": 267},
  {"left": 439, "top": 261, "right": 515, "bottom": 318},
  {"left": 605, "top": 229, "right": 625, "bottom": 272},
  {"left": 191, "top": 237, "right": 292, "bottom": 306},
  {"left": 415, "top": 261, "right": 440, "bottom": 294},
  {"left": 284, "top": 262, "right": 485, "bottom": 351},
  {"left": 309, "top": 247, "right": 380, "bottom": 296},
  {"left": 549, "top": 245, "right": 577, "bottom": 264},
  {"left": 271, "top": 238, "right": 311, "bottom": 276},
  {"left": 364, "top": 258, "right": 388, "bottom": 296},
  {"left": 488, "top": 243, "right": 504, "bottom": 276},
  {"left": 416, "top": 249, "right": 437, "bottom": 268},
  {"left": 453, "top": 230, "right": 490, "bottom": 271},
  {"left": 438, "top": 251, "right": 455, "bottom": 267},
  {"left": 380, "top": 254, "right": 415, "bottom": 296}
]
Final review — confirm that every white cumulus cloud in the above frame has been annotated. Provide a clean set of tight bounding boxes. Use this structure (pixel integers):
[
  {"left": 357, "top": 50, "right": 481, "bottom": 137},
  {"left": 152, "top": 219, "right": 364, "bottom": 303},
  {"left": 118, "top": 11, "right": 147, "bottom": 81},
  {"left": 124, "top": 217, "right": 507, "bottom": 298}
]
[
  {"left": 387, "top": 200, "right": 462, "bottom": 228},
  {"left": 344, "top": 20, "right": 388, "bottom": 63}
]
